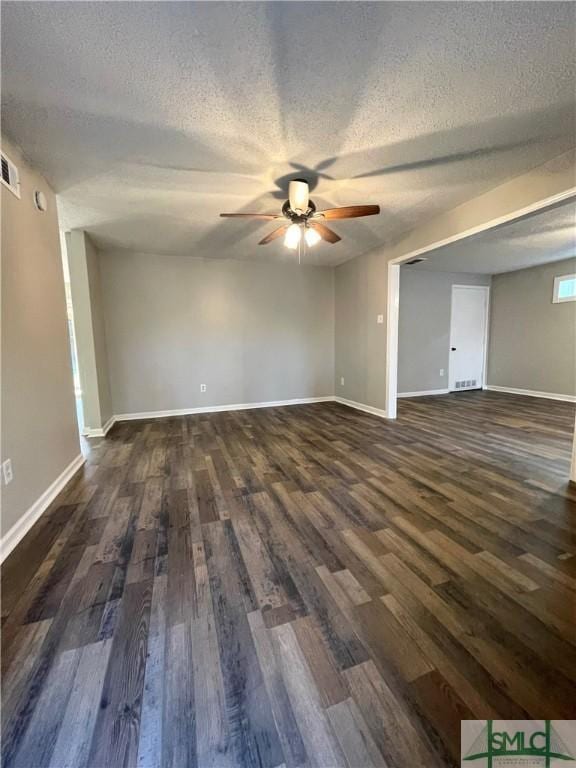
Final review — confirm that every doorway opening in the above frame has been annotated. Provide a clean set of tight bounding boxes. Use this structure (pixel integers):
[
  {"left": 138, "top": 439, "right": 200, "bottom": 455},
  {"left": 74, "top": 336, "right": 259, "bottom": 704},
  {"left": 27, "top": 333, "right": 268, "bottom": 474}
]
[
  {"left": 61, "top": 233, "right": 85, "bottom": 437},
  {"left": 386, "top": 194, "right": 576, "bottom": 482}
]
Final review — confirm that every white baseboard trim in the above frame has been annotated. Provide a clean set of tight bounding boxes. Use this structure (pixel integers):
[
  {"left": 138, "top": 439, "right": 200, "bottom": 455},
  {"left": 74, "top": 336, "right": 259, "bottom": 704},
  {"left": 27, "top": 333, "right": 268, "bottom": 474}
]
[
  {"left": 0, "top": 453, "right": 86, "bottom": 563},
  {"left": 114, "top": 396, "right": 335, "bottom": 422},
  {"left": 83, "top": 415, "right": 116, "bottom": 438},
  {"left": 334, "top": 396, "right": 387, "bottom": 419},
  {"left": 398, "top": 389, "right": 450, "bottom": 398},
  {"left": 486, "top": 385, "right": 576, "bottom": 403}
]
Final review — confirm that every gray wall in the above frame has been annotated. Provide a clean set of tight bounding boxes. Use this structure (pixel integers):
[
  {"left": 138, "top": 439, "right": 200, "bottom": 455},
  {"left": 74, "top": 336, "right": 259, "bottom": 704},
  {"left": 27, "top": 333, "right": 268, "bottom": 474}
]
[
  {"left": 99, "top": 252, "right": 335, "bottom": 414},
  {"left": 488, "top": 256, "right": 576, "bottom": 396},
  {"left": 334, "top": 248, "right": 388, "bottom": 409},
  {"left": 85, "top": 235, "right": 113, "bottom": 426},
  {"left": 398, "top": 269, "right": 491, "bottom": 394},
  {"left": 67, "top": 231, "right": 113, "bottom": 430},
  {"left": 1, "top": 136, "right": 80, "bottom": 538}
]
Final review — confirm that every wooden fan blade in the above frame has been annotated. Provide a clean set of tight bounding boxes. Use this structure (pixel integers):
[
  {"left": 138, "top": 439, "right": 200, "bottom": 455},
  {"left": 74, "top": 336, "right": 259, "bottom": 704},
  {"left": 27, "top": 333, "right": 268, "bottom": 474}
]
[
  {"left": 315, "top": 205, "right": 380, "bottom": 220},
  {"left": 259, "top": 225, "right": 289, "bottom": 245},
  {"left": 220, "top": 213, "right": 281, "bottom": 220},
  {"left": 310, "top": 222, "right": 341, "bottom": 244}
]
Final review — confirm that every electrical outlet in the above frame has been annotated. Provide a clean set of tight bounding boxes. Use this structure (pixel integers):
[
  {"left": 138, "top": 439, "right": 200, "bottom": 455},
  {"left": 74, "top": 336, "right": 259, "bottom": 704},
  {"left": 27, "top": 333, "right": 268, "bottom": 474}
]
[
  {"left": 377, "top": 314, "right": 384, "bottom": 324},
  {"left": 439, "top": 368, "right": 445, "bottom": 377},
  {"left": 200, "top": 384, "right": 207, "bottom": 393},
  {"left": 2, "top": 459, "right": 13, "bottom": 485},
  {"left": 340, "top": 377, "right": 345, "bottom": 387}
]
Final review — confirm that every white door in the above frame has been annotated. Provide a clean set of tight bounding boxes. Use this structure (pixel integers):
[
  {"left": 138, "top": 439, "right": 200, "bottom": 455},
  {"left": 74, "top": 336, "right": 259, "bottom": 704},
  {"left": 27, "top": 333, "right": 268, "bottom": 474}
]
[{"left": 449, "top": 286, "right": 489, "bottom": 392}]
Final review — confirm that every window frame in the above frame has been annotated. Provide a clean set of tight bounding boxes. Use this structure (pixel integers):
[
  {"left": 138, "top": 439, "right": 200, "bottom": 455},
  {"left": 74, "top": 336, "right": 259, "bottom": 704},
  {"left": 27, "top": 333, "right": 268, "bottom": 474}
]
[{"left": 552, "top": 273, "right": 576, "bottom": 304}]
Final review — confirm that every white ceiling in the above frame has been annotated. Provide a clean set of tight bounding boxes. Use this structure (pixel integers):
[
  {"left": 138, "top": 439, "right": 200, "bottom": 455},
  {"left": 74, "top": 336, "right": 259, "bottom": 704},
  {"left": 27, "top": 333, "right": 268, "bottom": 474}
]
[
  {"left": 2, "top": 1, "right": 575, "bottom": 266},
  {"left": 405, "top": 200, "right": 576, "bottom": 274}
]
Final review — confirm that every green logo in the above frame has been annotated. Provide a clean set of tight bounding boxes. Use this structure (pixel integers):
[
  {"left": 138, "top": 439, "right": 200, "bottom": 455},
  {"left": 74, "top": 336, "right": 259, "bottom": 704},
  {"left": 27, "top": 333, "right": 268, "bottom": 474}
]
[{"left": 463, "top": 720, "right": 575, "bottom": 767}]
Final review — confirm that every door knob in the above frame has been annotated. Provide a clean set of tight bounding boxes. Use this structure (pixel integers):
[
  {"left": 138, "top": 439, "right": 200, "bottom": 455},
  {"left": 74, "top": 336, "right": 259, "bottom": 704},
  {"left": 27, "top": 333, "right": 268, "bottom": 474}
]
[{"left": 451, "top": 347, "right": 456, "bottom": 351}]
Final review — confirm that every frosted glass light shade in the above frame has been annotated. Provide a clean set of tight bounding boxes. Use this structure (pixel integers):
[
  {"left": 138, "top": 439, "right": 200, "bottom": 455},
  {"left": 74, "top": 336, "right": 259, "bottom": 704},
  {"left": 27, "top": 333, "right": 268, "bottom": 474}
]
[
  {"left": 284, "top": 223, "right": 302, "bottom": 249},
  {"left": 305, "top": 227, "right": 321, "bottom": 247}
]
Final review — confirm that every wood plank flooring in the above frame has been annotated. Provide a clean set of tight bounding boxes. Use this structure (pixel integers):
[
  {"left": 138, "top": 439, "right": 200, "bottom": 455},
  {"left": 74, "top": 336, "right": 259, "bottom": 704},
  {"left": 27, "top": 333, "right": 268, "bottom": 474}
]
[{"left": 2, "top": 391, "right": 576, "bottom": 767}]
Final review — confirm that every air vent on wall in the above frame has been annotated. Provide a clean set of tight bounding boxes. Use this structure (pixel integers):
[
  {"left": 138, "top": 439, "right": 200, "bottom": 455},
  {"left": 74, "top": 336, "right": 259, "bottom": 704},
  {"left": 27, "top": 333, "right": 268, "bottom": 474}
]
[
  {"left": 405, "top": 257, "right": 428, "bottom": 266},
  {"left": 455, "top": 379, "right": 477, "bottom": 389},
  {"left": 1, "top": 151, "right": 21, "bottom": 198}
]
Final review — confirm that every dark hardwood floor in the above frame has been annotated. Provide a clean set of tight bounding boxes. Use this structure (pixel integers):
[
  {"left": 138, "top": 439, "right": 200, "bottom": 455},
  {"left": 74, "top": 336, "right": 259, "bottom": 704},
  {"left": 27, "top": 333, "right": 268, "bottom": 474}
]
[{"left": 2, "top": 391, "right": 576, "bottom": 768}]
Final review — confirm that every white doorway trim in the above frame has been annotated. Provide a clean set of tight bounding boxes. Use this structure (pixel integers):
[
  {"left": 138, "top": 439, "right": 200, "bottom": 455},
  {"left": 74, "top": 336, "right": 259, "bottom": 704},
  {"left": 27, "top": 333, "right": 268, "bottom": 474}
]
[
  {"left": 448, "top": 284, "right": 490, "bottom": 392},
  {"left": 385, "top": 188, "right": 576, "bottom": 420}
]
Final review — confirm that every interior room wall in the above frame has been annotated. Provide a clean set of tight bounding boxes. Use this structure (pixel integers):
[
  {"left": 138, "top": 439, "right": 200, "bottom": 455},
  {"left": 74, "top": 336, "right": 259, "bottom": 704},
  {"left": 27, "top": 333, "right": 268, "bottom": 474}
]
[
  {"left": 334, "top": 248, "right": 388, "bottom": 410},
  {"left": 1, "top": 136, "right": 80, "bottom": 547},
  {"left": 398, "top": 269, "right": 491, "bottom": 395},
  {"left": 98, "top": 251, "right": 335, "bottom": 415},
  {"left": 66, "top": 230, "right": 113, "bottom": 432},
  {"left": 487, "top": 256, "right": 576, "bottom": 397}
]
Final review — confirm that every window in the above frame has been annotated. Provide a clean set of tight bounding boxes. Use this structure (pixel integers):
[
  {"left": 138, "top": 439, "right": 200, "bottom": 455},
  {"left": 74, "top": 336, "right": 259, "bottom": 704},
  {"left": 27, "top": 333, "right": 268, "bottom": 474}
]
[{"left": 552, "top": 273, "right": 576, "bottom": 303}]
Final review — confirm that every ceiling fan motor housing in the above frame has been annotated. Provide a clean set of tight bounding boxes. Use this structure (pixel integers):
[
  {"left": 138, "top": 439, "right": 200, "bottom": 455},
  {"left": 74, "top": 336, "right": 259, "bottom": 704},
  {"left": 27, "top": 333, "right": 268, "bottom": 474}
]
[{"left": 282, "top": 198, "right": 316, "bottom": 222}]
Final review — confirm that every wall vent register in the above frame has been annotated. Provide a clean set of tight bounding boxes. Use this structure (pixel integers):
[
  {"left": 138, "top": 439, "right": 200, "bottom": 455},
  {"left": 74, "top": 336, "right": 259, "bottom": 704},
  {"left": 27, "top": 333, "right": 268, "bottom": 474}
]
[
  {"left": 455, "top": 379, "right": 478, "bottom": 390},
  {"left": 0, "top": 151, "right": 21, "bottom": 198}
]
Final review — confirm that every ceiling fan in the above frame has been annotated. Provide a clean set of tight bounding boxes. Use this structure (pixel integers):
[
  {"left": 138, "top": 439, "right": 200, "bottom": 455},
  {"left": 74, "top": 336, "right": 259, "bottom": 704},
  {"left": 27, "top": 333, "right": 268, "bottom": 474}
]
[{"left": 220, "top": 179, "right": 380, "bottom": 249}]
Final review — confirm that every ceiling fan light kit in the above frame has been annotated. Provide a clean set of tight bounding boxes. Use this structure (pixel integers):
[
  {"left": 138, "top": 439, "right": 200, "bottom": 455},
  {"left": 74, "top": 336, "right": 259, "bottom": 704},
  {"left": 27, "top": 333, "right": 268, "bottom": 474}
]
[{"left": 220, "top": 178, "right": 380, "bottom": 252}]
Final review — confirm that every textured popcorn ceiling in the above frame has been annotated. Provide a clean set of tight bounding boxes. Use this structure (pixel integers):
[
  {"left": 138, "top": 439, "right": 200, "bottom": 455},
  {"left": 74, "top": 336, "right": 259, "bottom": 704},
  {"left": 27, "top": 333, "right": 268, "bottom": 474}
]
[
  {"left": 2, "top": 1, "right": 575, "bottom": 265},
  {"left": 407, "top": 200, "right": 576, "bottom": 274}
]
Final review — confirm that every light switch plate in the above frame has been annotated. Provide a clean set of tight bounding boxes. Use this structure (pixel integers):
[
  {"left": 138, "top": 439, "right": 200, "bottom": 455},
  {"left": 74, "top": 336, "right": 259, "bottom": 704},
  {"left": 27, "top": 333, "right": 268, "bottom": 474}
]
[{"left": 377, "top": 314, "right": 384, "bottom": 324}]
